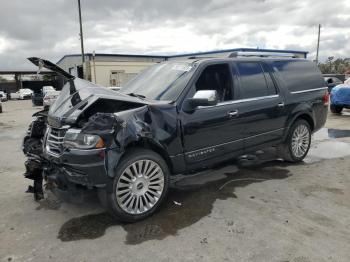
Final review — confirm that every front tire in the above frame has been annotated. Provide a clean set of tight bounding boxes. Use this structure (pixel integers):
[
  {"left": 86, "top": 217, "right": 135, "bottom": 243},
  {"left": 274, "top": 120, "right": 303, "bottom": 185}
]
[
  {"left": 278, "top": 119, "right": 311, "bottom": 162},
  {"left": 330, "top": 104, "right": 343, "bottom": 114},
  {"left": 105, "top": 148, "right": 169, "bottom": 222}
]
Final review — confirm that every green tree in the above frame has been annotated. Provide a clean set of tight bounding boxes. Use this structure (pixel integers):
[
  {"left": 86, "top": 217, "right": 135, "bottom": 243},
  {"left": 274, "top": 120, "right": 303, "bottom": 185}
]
[{"left": 318, "top": 58, "right": 350, "bottom": 74}]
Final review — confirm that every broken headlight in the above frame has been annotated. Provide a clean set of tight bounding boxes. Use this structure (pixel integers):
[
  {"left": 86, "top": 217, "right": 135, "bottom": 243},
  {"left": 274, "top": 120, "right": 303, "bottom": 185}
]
[{"left": 63, "top": 129, "right": 105, "bottom": 149}]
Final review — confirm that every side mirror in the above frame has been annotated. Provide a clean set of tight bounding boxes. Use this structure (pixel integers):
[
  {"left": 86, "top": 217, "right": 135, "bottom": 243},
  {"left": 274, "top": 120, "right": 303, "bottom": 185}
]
[{"left": 183, "top": 90, "right": 218, "bottom": 112}]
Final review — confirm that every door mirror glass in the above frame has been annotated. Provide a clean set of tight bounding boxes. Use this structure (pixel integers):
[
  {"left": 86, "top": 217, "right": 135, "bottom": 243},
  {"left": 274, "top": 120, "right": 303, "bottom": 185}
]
[{"left": 183, "top": 90, "right": 218, "bottom": 112}]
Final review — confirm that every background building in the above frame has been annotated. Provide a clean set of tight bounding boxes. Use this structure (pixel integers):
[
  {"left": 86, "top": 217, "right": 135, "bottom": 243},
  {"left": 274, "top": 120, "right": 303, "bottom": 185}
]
[
  {"left": 0, "top": 69, "right": 61, "bottom": 94},
  {"left": 57, "top": 48, "right": 308, "bottom": 87},
  {"left": 57, "top": 54, "right": 166, "bottom": 87}
]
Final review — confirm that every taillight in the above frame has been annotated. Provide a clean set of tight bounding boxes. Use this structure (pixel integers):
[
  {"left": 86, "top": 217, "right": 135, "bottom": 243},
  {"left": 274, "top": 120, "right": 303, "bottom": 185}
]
[{"left": 323, "top": 91, "right": 329, "bottom": 106}]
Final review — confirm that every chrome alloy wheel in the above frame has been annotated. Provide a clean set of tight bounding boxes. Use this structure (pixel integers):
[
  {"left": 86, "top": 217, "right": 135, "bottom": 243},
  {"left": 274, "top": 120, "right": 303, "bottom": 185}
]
[
  {"left": 291, "top": 124, "right": 310, "bottom": 158},
  {"left": 116, "top": 160, "right": 165, "bottom": 215}
]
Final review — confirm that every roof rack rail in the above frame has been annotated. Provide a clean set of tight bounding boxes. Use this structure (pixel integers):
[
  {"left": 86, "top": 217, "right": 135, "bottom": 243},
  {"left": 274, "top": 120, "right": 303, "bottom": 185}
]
[
  {"left": 168, "top": 48, "right": 308, "bottom": 60},
  {"left": 187, "top": 56, "right": 216, "bottom": 59},
  {"left": 228, "top": 51, "right": 303, "bottom": 59}
]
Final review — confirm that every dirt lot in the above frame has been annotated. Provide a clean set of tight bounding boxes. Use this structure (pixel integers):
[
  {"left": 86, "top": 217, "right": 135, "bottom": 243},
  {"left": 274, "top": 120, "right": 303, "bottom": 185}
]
[{"left": 1, "top": 100, "right": 350, "bottom": 262}]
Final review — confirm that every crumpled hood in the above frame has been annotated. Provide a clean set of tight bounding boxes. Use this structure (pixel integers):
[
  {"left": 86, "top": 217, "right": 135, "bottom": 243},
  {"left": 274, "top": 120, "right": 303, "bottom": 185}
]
[
  {"left": 26, "top": 57, "right": 167, "bottom": 128},
  {"left": 47, "top": 78, "right": 150, "bottom": 127}
]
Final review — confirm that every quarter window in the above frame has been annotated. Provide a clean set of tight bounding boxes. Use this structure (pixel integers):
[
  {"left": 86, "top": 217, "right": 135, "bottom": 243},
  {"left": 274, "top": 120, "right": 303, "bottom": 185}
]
[{"left": 237, "top": 62, "right": 270, "bottom": 99}]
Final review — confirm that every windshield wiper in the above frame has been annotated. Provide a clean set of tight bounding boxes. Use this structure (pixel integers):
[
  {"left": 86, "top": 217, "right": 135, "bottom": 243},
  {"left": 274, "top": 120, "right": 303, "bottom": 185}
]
[{"left": 127, "top": 93, "right": 146, "bottom": 99}]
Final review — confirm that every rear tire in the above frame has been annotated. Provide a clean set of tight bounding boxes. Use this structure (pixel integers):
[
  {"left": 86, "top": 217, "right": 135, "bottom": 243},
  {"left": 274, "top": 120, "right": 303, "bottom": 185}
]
[
  {"left": 330, "top": 104, "right": 343, "bottom": 114},
  {"left": 105, "top": 148, "right": 169, "bottom": 222},
  {"left": 278, "top": 119, "right": 311, "bottom": 163}
]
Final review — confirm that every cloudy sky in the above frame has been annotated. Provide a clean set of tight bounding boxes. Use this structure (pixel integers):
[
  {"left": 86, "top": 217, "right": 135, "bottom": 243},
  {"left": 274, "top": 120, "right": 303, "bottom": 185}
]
[{"left": 0, "top": 0, "right": 349, "bottom": 69}]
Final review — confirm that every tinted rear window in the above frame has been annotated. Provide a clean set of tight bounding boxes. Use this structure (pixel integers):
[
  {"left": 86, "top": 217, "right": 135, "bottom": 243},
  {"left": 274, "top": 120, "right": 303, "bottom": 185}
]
[
  {"left": 237, "top": 62, "right": 269, "bottom": 99},
  {"left": 272, "top": 60, "right": 325, "bottom": 92}
]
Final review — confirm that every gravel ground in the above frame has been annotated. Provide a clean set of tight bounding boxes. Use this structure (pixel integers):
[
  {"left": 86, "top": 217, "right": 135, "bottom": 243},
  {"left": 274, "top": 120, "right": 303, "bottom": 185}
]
[{"left": 0, "top": 100, "right": 350, "bottom": 262}]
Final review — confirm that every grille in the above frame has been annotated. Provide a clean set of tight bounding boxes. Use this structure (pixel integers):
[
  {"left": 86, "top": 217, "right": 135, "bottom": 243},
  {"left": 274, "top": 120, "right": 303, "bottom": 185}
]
[{"left": 46, "top": 127, "right": 67, "bottom": 156}]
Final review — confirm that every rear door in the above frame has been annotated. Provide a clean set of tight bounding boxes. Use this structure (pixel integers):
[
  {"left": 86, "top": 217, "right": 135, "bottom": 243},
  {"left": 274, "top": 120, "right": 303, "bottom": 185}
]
[{"left": 233, "top": 61, "right": 287, "bottom": 151}]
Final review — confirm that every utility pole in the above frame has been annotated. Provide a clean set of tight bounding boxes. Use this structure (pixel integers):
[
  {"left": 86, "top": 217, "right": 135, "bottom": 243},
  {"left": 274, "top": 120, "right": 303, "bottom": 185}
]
[
  {"left": 315, "top": 24, "right": 321, "bottom": 64},
  {"left": 78, "top": 0, "right": 85, "bottom": 79},
  {"left": 92, "top": 51, "right": 97, "bottom": 84}
]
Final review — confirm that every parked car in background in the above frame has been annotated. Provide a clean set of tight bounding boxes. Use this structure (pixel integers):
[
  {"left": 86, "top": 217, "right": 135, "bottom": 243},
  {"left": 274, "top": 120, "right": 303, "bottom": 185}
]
[
  {"left": 42, "top": 86, "right": 55, "bottom": 95},
  {"left": 330, "top": 84, "right": 350, "bottom": 113},
  {"left": 10, "top": 88, "right": 33, "bottom": 100},
  {"left": 43, "top": 90, "right": 60, "bottom": 109},
  {"left": 324, "top": 76, "right": 343, "bottom": 93},
  {"left": 23, "top": 56, "right": 328, "bottom": 222},
  {"left": 0, "top": 91, "right": 8, "bottom": 101},
  {"left": 32, "top": 92, "right": 44, "bottom": 106},
  {"left": 32, "top": 86, "right": 57, "bottom": 106}
]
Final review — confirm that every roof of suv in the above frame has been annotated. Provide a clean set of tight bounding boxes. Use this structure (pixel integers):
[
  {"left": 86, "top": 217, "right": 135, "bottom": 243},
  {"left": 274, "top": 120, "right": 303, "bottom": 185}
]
[
  {"left": 194, "top": 57, "right": 305, "bottom": 62},
  {"left": 175, "top": 57, "right": 307, "bottom": 66}
]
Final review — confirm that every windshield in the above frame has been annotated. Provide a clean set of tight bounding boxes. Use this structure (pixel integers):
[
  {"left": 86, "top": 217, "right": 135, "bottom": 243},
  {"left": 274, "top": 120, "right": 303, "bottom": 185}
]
[{"left": 120, "top": 61, "right": 195, "bottom": 101}]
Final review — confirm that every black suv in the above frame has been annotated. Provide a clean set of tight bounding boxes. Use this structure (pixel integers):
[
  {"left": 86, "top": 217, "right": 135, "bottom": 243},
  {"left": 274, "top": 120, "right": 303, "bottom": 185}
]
[{"left": 23, "top": 56, "right": 328, "bottom": 221}]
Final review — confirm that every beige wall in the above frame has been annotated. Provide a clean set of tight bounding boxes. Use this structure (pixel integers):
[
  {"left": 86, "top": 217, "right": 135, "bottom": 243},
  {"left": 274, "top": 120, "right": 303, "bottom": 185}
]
[{"left": 88, "top": 60, "right": 157, "bottom": 87}]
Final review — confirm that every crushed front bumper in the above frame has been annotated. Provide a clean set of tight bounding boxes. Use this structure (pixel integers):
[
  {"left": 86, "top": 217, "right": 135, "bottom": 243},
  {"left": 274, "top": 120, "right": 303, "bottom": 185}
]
[
  {"left": 23, "top": 112, "right": 124, "bottom": 201},
  {"left": 43, "top": 148, "right": 110, "bottom": 189}
]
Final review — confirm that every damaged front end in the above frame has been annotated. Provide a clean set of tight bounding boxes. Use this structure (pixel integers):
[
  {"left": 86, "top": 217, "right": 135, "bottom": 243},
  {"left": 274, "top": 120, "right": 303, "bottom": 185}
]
[
  {"left": 23, "top": 110, "right": 126, "bottom": 202},
  {"left": 22, "top": 57, "right": 178, "bottom": 203},
  {"left": 41, "top": 112, "right": 126, "bottom": 202}
]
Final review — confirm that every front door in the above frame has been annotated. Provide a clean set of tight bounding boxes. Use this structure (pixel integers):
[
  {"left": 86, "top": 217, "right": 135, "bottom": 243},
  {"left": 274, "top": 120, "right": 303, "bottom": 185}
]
[{"left": 180, "top": 63, "right": 244, "bottom": 169}]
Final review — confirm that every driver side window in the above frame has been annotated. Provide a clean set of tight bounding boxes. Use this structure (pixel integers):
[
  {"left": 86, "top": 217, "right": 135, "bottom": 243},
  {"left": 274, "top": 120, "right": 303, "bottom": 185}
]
[{"left": 195, "top": 64, "right": 234, "bottom": 102}]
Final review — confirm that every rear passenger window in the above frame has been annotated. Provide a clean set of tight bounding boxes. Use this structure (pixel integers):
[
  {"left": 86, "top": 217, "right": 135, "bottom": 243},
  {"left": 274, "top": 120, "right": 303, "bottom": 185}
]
[{"left": 236, "top": 62, "right": 269, "bottom": 99}]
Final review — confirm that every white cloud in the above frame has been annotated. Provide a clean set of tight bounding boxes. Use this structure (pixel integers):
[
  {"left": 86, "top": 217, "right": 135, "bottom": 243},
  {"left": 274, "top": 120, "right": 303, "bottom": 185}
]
[
  {"left": 0, "top": 36, "right": 8, "bottom": 53},
  {"left": 0, "top": 0, "right": 349, "bottom": 69}
]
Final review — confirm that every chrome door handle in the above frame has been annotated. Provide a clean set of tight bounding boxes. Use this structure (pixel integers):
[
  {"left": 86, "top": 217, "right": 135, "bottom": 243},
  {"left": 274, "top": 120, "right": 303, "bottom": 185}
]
[
  {"left": 228, "top": 110, "right": 238, "bottom": 117},
  {"left": 277, "top": 102, "right": 285, "bottom": 108}
]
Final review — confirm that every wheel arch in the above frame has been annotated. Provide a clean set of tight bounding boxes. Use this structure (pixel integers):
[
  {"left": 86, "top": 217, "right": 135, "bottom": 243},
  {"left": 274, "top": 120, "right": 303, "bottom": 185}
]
[
  {"left": 121, "top": 138, "right": 173, "bottom": 174},
  {"left": 295, "top": 113, "right": 315, "bottom": 131},
  {"left": 283, "top": 111, "right": 315, "bottom": 141}
]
